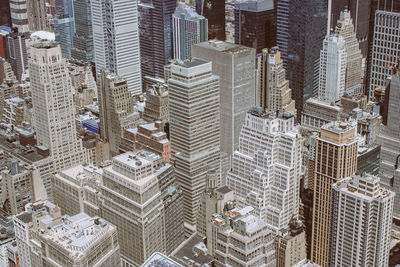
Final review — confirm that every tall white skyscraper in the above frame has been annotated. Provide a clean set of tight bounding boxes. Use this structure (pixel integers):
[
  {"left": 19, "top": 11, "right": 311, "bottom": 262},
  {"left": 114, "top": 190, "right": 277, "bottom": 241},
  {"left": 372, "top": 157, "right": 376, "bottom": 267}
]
[
  {"left": 91, "top": 0, "right": 142, "bottom": 95},
  {"left": 168, "top": 58, "right": 220, "bottom": 235},
  {"left": 318, "top": 34, "right": 347, "bottom": 103},
  {"left": 335, "top": 10, "right": 363, "bottom": 96},
  {"left": 227, "top": 108, "right": 302, "bottom": 231},
  {"left": 29, "top": 43, "right": 85, "bottom": 197},
  {"left": 173, "top": 2, "right": 208, "bottom": 61},
  {"left": 330, "top": 173, "right": 394, "bottom": 267}
]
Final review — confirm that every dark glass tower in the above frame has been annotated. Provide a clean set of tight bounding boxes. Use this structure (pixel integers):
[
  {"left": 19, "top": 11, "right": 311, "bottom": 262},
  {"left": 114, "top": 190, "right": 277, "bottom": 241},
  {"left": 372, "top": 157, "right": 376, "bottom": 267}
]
[
  {"left": 196, "top": 0, "right": 225, "bottom": 40},
  {"left": 71, "top": 0, "right": 93, "bottom": 63},
  {"left": 0, "top": 0, "right": 11, "bottom": 27},
  {"left": 138, "top": 0, "right": 176, "bottom": 88},
  {"left": 234, "top": 0, "right": 276, "bottom": 53},
  {"left": 54, "top": 0, "right": 75, "bottom": 58},
  {"left": 277, "top": 0, "right": 328, "bottom": 117}
]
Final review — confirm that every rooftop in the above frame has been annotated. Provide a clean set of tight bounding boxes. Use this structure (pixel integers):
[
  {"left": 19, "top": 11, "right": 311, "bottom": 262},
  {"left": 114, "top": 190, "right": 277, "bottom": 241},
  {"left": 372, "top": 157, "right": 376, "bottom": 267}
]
[
  {"left": 195, "top": 40, "right": 252, "bottom": 54},
  {"left": 174, "top": 57, "right": 210, "bottom": 69},
  {"left": 141, "top": 252, "right": 183, "bottom": 267}
]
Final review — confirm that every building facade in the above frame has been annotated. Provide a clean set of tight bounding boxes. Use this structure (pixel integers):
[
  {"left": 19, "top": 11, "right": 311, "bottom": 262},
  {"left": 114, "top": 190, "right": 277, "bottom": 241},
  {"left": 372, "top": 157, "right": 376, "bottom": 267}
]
[
  {"left": 168, "top": 58, "right": 221, "bottom": 235},
  {"left": 172, "top": 3, "right": 208, "bottom": 61},
  {"left": 5, "top": 31, "right": 28, "bottom": 82},
  {"left": 311, "top": 121, "right": 358, "bottom": 266},
  {"left": 142, "top": 83, "right": 169, "bottom": 123},
  {"left": 91, "top": 0, "right": 142, "bottom": 95},
  {"left": 9, "top": 0, "right": 29, "bottom": 33},
  {"left": 195, "top": 0, "right": 225, "bottom": 40},
  {"left": 330, "top": 173, "right": 394, "bottom": 267},
  {"left": 71, "top": 0, "right": 94, "bottom": 63},
  {"left": 192, "top": 40, "right": 255, "bottom": 156},
  {"left": 54, "top": 0, "right": 75, "bottom": 58},
  {"left": 227, "top": 108, "right": 302, "bottom": 231}
]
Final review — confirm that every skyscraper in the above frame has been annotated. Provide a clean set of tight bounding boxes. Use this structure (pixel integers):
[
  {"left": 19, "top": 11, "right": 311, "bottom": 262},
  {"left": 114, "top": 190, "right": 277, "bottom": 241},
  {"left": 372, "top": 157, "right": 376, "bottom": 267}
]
[
  {"left": 5, "top": 30, "right": 27, "bottom": 82},
  {"left": 100, "top": 152, "right": 166, "bottom": 266},
  {"left": 91, "top": 0, "right": 142, "bottom": 95},
  {"left": 71, "top": 0, "right": 94, "bottom": 63},
  {"left": 192, "top": 40, "right": 255, "bottom": 156},
  {"left": 138, "top": 0, "right": 176, "bottom": 86},
  {"left": 277, "top": 0, "right": 328, "bottom": 116},
  {"left": 256, "top": 47, "right": 296, "bottom": 114},
  {"left": 168, "top": 58, "right": 221, "bottom": 235},
  {"left": 367, "top": 11, "right": 400, "bottom": 100},
  {"left": 172, "top": 3, "right": 208, "bottom": 61},
  {"left": 311, "top": 121, "right": 358, "bottom": 267},
  {"left": 378, "top": 65, "right": 400, "bottom": 219},
  {"left": 27, "top": 0, "right": 48, "bottom": 31},
  {"left": 54, "top": 0, "right": 75, "bottom": 58},
  {"left": 29, "top": 42, "right": 86, "bottom": 197},
  {"left": 330, "top": 173, "right": 394, "bottom": 266},
  {"left": 234, "top": 0, "right": 275, "bottom": 53},
  {"left": 0, "top": 0, "right": 11, "bottom": 27},
  {"left": 9, "top": 0, "right": 29, "bottom": 33},
  {"left": 195, "top": 0, "right": 225, "bottom": 40},
  {"left": 97, "top": 71, "right": 140, "bottom": 155},
  {"left": 227, "top": 108, "right": 302, "bottom": 232},
  {"left": 329, "top": 0, "right": 371, "bottom": 57},
  {"left": 318, "top": 34, "right": 347, "bottom": 103}
]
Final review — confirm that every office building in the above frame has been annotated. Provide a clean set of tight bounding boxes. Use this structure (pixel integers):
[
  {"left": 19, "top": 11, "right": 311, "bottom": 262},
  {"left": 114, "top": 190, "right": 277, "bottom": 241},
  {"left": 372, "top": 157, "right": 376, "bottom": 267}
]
[
  {"left": 276, "top": 0, "right": 328, "bottom": 116},
  {"left": 197, "top": 172, "right": 235, "bottom": 256},
  {"left": 256, "top": 47, "right": 296, "bottom": 114},
  {"left": 27, "top": 0, "right": 48, "bottom": 31},
  {"left": 29, "top": 42, "right": 86, "bottom": 198},
  {"left": 234, "top": 0, "right": 275, "bottom": 53},
  {"left": 138, "top": 0, "right": 176, "bottom": 86},
  {"left": 378, "top": 66, "right": 400, "bottom": 219},
  {"left": 71, "top": 0, "right": 94, "bottom": 63},
  {"left": 318, "top": 34, "right": 347, "bottom": 103},
  {"left": 330, "top": 173, "right": 394, "bottom": 267},
  {"left": 91, "top": 0, "right": 142, "bottom": 95},
  {"left": 192, "top": 40, "right": 255, "bottom": 156},
  {"left": 368, "top": 11, "right": 400, "bottom": 100},
  {"left": 227, "top": 108, "right": 302, "bottom": 231},
  {"left": 30, "top": 212, "right": 121, "bottom": 267},
  {"left": 119, "top": 121, "right": 170, "bottom": 162},
  {"left": 97, "top": 71, "right": 140, "bottom": 155},
  {"left": 0, "top": 212, "right": 15, "bottom": 267},
  {"left": 330, "top": 1, "right": 371, "bottom": 57},
  {"left": 168, "top": 58, "right": 220, "bottom": 235},
  {"left": 10, "top": 0, "right": 29, "bottom": 33},
  {"left": 172, "top": 3, "right": 208, "bottom": 61},
  {"left": 142, "top": 83, "right": 169, "bottom": 123},
  {"left": 311, "top": 121, "right": 358, "bottom": 267},
  {"left": 195, "top": 0, "right": 225, "bottom": 40},
  {"left": 335, "top": 9, "right": 363, "bottom": 96},
  {"left": 5, "top": 31, "right": 28, "bottom": 82},
  {"left": 0, "top": 0, "right": 11, "bottom": 27},
  {"left": 54, "top": 0, "right": 75, "bottom": 58},
  {"left": 0, "top": 58, "right": 16, "bottom": 84},
  {"left": 100, "top": 152, "right": 166, "bottom": 266},
  {"left": 212, "top": 206, "right": 276, "bottom": 266}
]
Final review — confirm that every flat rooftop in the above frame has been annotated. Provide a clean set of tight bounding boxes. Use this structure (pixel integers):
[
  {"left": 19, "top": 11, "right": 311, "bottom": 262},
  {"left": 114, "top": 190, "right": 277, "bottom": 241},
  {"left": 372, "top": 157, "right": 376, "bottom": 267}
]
[
  {"left": 174, "top": 58, "right": 210, "bottom": 68},
  {"left": 195, "top": 40, "right": 252, "bottom": 53},
  {"left": 171, "top": 234, "right": 214, "bottom": 267}
]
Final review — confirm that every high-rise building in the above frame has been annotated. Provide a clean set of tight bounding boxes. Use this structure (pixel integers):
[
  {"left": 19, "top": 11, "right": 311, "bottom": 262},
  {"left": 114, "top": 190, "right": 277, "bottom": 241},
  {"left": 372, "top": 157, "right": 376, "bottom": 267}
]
[
  {"left": 277, "top": 0, "right": 328, "bottom": 116},
  {"left": 318, "top": 34, "right": 347, "bottom": 103},
  {"left": 70, "top": 0, "right": 93, "bottom": 63},
  {"left": 29, "top": 212, "right": 121, "bottom": 267},
  {"left": 0, "top": 58, "right": 16, "bottom": 84},
  {"left": 378, "top": 66, "right": 400, "bottom": 219},
  {"left": 100, "top": 152, "right": 166, "bottom": 266},
  {"left": 142, "top": 83, "right": 169, "bottom": 123},
  {"left": 368, "top": 11, "right": 400, "bottom": 100},
  {"left": 234, "top": 0, "right": 275, "bottom": 53},
  {"left": 330, "top": 0, "right": 371, "bottom": 57},
  {"left": 9, "top": 0, "right": 29, "bottom": 33},
  {"left": 5, "top": 31, "right": 28, "bottom": 82},
  {"left": 0, "top": 0, "right": 11, "bottom": 27},
  {"left": 227, "top": 108, "right": 302, "bottom": 232},
  {"left": 172, "top": 3, "right": 208, "bottom": 61},
  {"left": 335, "top": 9, "right": 363, "bottom": 96},
  {"left": 311, "top": 121, "right": 358, "bottom": 267},
  {"left": 138, "top": 0, "right": 176, "bottom": 86},
  {"left": 168, "top": 58, "right": 220, "bottom": 235},
  {"left": 97, "top": 71, "right": 140, "bottom": 155},
  {"left": 256, "top": 47, "right": 296, "bottom": 114},
  {"left": 195, "top": 0, "right": 225, "bottom": 40},
  {"left": 29, "top": 42, "right": 86, "bottom": 197},
  {"left": 330, "top": 173, "right": 394, "bottom": 267},
  {"left": 54, "top": 0, "right": 75, "bottom": 58},
  {"left": 235, "top": 0, "right": 276, "bottom": 53},
  {"left": 91, "top": 0, "right": 142, "bottom": 95},
  {"left": 192, "top": 40, "right": 255, "bottom": 156}
]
